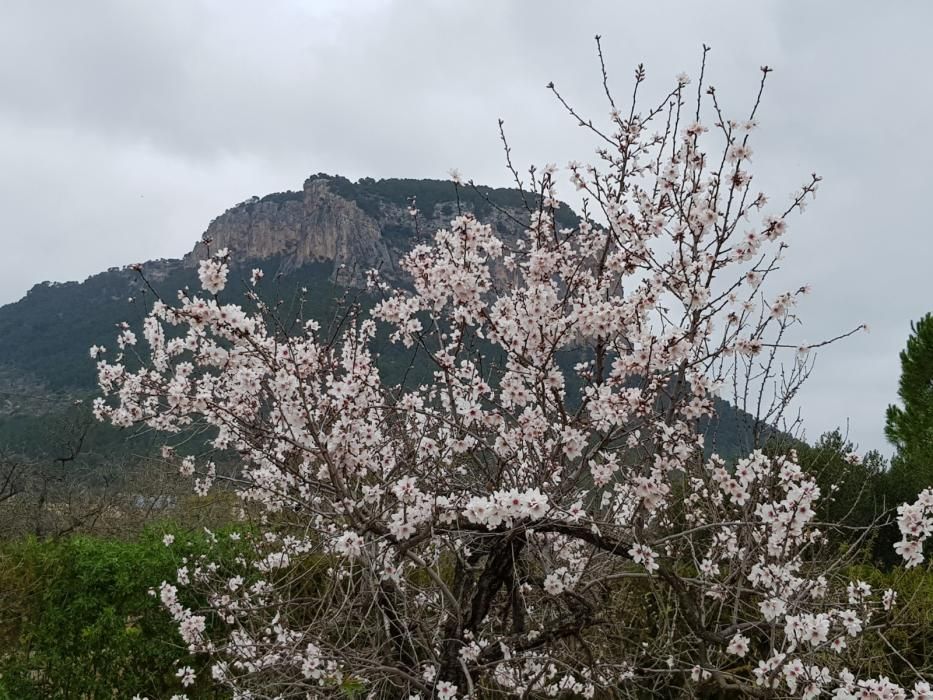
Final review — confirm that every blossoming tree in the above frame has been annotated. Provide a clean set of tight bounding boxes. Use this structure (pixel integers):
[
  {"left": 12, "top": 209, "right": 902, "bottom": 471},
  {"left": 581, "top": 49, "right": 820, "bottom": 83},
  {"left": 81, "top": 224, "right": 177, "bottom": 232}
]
[{"left": 97, "top": 42, "right": 933, "bottom": 699}]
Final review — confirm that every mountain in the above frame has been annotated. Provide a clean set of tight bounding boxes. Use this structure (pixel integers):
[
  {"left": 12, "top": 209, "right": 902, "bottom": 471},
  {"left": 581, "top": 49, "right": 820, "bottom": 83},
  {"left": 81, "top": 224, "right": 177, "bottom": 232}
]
[
  {"left": 0, "top": 173, "right": 760, "bottom": 459},
  {"left": 187, "top": 175, "right": 576, "bottom": 282}
]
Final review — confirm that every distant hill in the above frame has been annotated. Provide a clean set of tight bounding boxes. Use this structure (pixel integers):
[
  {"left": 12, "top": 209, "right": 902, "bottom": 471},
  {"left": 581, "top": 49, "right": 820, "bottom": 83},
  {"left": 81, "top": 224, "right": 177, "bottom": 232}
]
[{"left": 0, "top": 174, "right": 766, "bottom": 460}]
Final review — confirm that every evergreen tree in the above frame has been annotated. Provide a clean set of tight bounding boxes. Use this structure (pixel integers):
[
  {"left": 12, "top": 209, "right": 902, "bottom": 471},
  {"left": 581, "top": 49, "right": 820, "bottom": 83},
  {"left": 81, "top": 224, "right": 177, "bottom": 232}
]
[{"left": 884, "top": 313, "right": 933, "bottom": 503}]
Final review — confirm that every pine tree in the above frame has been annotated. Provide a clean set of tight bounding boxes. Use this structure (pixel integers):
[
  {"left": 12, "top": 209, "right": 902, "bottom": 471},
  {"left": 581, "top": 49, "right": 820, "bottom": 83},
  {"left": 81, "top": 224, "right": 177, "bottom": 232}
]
[{"left": 884, "top": 313, "right": 933, "bottom": 502}]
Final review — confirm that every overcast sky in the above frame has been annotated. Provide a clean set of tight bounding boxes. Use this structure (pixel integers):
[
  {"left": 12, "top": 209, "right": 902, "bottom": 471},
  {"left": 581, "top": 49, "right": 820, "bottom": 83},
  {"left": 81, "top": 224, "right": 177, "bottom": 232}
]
[{"left": 0, "top": 1, "right": 930, "bottom": 455}]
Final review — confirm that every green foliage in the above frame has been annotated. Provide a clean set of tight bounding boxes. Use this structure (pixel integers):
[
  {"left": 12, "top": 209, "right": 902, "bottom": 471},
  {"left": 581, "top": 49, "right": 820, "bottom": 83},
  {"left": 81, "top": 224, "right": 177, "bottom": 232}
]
[
  {"left": 0, "top": 253, "right": 771, "bottom": 463},
  {"left": 0, "top": 527, "right": 244, "bottom": 699},
  {"left": 797, "top": 430, "right": 885, "bottom": 531},
  {"left": 0, "top": 400, "right": 163, "bottom": 471},
  {"left": 381, "top": 223, "right": 416, "bottom": 240},
  {"left": 842, "top": 563, "right": 933, "bottom": 680},
  {"left": 256, "top": 190, "right": 304, "bottom": 207},
  {"left": 702, "top": 395, "right": 785, "bottom": 461},
  {"left": 0, "top": 270, "right": 151, "bottom": 390},
  {"left": 885, "top": 313, "right": 933, "bottom": 452},
  {"left": 885, "top": 313, "right": 933, "bottom": 505},
  {"left": 780, "top": 429, "right": 910, "bottom": 566},
  {"left": 316, "top": 173, "right": 580, "bottom": 229}
]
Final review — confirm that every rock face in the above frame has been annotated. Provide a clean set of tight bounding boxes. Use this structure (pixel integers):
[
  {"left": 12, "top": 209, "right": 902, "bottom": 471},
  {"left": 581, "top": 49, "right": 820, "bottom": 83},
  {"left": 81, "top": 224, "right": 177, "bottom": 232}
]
[
  {"left": 185, "top": 178, "right": 392, "bottom": 282},
  {"left": 182, "top": 174, "right": 566, "bottom": 284}
]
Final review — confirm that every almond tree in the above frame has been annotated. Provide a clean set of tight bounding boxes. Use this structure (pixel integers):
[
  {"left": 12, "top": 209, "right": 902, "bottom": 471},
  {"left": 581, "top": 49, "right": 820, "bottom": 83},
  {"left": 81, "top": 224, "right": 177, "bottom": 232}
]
[{"left": 97, "top": 42, "right": 933, "bottom": 699}]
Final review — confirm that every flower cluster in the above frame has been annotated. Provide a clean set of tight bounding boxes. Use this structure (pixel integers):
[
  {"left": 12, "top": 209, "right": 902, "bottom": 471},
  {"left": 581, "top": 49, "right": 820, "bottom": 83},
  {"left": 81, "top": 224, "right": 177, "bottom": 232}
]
[{"left": 895, "top": 488, "right": 933, "bottom": 567}]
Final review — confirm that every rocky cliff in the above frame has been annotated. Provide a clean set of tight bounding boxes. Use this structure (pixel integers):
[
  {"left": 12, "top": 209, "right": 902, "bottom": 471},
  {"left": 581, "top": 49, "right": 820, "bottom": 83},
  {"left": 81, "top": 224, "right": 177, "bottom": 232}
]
[
  {"left": 182, "top": 174, "right": 578, "bottom": 283},
  {"left": 185, "top": 177, "right": 391, "bottom": 280}
]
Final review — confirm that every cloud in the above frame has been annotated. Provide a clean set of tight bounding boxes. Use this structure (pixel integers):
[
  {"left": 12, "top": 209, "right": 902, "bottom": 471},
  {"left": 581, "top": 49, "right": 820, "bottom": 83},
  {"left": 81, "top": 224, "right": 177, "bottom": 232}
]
[{"left": 0, "top": 0, "right": 929, "bottom": 454}]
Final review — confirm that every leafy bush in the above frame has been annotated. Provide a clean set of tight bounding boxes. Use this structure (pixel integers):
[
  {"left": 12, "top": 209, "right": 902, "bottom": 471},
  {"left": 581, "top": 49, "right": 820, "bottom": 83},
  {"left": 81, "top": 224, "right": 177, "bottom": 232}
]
[
  {"left": 842, "top": 564, "right": 933, "bottom": 680},
  {"left": 0, "top": 527, "right": 245, "bottom": 699}
]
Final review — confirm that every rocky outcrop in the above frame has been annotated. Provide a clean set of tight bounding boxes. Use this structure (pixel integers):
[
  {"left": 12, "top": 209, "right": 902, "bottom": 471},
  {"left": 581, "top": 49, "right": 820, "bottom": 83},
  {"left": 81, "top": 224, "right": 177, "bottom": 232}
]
[
  {"left": 185, "top": 178, "right": 393, "bottom": 283},
  {"left": 182, "top": 174, "right": 551, "bottom": 285}
]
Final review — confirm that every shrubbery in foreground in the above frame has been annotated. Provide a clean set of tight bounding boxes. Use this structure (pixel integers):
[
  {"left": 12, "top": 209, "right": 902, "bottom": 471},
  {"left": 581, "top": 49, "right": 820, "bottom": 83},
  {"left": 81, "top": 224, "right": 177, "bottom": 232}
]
[{"left": 0, "top": 527, "right": 249, "bottom": 699}]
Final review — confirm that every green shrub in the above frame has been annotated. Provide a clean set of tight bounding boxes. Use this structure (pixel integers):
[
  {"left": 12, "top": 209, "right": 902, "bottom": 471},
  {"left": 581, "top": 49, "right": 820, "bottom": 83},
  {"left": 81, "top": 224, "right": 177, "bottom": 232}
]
[{"left": 0, "top": 527, "right": 242, "bottom": 699}]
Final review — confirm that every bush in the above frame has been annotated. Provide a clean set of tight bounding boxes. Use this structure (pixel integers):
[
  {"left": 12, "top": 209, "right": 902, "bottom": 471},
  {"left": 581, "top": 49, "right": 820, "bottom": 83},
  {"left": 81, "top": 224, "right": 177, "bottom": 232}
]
[{"left": 0, "top": 527, "right": 243, "bottom": 699}]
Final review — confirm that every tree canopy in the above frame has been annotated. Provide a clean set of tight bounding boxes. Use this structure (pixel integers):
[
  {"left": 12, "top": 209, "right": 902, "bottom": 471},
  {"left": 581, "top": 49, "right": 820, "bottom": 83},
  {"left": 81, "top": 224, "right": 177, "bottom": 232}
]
[{"left": 885, "top": 313, "right": 933, "bottom": 504}]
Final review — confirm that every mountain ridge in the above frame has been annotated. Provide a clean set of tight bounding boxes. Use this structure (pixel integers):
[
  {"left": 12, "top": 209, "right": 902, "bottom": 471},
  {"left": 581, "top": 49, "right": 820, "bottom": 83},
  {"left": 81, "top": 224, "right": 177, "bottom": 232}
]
[
  {"left": 0, "top": 173, "right": 762, "bottom": 459},
  {"left": 0, "top": 173, "right": 560, "bottom": 416}
]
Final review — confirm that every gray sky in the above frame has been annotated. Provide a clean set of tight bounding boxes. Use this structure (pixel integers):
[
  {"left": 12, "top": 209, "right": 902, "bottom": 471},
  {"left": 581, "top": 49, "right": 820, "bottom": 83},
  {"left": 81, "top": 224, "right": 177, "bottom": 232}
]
[{"left": 0, "top": 0, "right": 930, "bottom": 455}]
